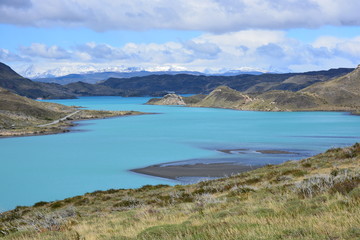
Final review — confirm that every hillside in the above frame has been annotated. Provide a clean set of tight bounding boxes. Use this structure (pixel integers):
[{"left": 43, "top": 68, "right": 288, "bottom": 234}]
[
  {"left": 148, "top": 86, "right": 331, "bottom": 111},
  {"left": 1, "top": 62, "right": 354, "bottom": 98},
  {"left": 64, "top": 81, "right": 124, "bottom": 96},
  {"left": 197, "top": 86, "right": 353, "bottom": 111},
  {"left": 34, "top": 70, "right": 203, "bottom": 85},
  {"left": 98, "top": 68, "right": 352, "bottom": 96},
  {"left": 146, "top": 93, "right": 186, "bottom": 105},
  {"left": 0, "top": 86, "right": 144, "bottom": 137},
  {"left": 0, "top": 63, "right": 75, "bottom": 99},
  {"left": 303, "top": 65, "right": 360, "bottom": 107},
  {"left": 148, "top": 65, "right": 360, "bottom": 112},
  {"left": 1, "top": 143, "right": 360, "bottom": 239},
  {"left": 0, "top": 87, "right": 75, "bottom": 129}
]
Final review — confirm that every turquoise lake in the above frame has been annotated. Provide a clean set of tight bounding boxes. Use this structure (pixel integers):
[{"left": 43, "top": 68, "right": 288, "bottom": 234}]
[{"left": 1, "top": 96, "right": 360, "bottom": 211}]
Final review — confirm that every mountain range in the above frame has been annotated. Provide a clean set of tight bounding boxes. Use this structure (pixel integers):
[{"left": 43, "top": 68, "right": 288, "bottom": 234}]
[
  {"left": 0, "top": 62, "right": 358, "bottom": 110},
  {"left": 23, "top": 64, "right": 265, "bottom": 84}
]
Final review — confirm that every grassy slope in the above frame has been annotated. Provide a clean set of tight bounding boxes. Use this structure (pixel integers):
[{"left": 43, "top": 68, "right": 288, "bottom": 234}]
[
  {"left": 0, "top": 87, "right": 75, "bottom": 129},
  {"left": 190, "top": 86, "right": 332, "bottom": 111},
  {"left": 0, "top": 87, "right": 144, "bottom": 137},
  {"left": 1, "top": 144, "right": 360, "bottom": 239},
  {"left": 149, "top": 66, "right": 360, "bottom": 112},
  {"left": 302, "top": 65, "right": 360, "bottom": 107}
]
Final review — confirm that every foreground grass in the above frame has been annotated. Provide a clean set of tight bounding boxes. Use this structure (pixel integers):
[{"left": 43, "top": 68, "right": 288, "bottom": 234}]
[{"left": 1, "top": 144, "right": 360, "bottom": 239}]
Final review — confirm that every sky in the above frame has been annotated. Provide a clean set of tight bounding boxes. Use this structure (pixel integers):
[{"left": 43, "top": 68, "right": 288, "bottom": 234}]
[{"left": 1, "top": 0, "right": 360, "bottom": 77}]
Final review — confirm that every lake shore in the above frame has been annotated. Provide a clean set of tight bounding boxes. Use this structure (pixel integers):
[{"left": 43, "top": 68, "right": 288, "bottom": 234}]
[
  {"left": 0, "top": 110, "right": 147, "bottom": 138},
  {"left": 131, "top": 162, "right": 261, "bottom": 180}
]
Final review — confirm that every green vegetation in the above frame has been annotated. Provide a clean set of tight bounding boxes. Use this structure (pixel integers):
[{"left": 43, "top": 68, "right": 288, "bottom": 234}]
[{"left": 1, "top": 144, "right": 360, "bottom": 239}]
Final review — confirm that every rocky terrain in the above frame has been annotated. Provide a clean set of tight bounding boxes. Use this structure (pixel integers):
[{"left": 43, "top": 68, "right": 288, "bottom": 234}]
[{"left": 146, "top": 93, "right": 186, "bottom": 105}]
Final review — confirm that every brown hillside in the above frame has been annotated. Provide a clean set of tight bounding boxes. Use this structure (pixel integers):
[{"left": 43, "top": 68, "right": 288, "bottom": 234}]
[{"left": 303, "top": 65, "right": 360, "bottom": 107}]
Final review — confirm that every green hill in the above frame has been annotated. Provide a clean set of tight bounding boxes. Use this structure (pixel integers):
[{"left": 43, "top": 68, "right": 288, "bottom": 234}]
[{"left": 1, "top": 144, "right": 360, "bottom": 239}]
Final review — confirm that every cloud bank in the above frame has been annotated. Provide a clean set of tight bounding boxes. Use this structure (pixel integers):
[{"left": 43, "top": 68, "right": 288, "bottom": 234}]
[
  {"left": 2, "top": 30, "right": 360, "bottom": 74},
  {"left": 1, "top": 0, "right": 360, "bottom": 32}
]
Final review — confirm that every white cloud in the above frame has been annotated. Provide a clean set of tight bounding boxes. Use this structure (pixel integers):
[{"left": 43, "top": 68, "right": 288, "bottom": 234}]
[
  {"left": 1, "top": 0, "right": 360, "bottom": 32},
  {"left": 313, "top": 36, "right": 360, "bottom": 58},
  {"left": 20, "top": 43, "right": 70, "bottom": 59},
  {"left": 0, "top": 48, "right": 28, "bottom": 62},
  {"left": 6, "top": 30, "right": 360, "bottom": 74},
  {"left": 75, "top": 43, "right": 128, "bottom": 61}
]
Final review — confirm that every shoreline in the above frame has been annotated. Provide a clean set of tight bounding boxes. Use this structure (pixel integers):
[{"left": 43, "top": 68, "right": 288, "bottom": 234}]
[
  {"left": 0, "top": 110, "right": 149, "bottom": 138},
  {"left": 131, "top": 162, "right": 261, "bottom": 180}
]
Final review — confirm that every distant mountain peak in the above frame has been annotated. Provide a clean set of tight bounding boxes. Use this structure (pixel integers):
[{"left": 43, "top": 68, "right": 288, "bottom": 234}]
[{"left": 18, "top": 64, "right": 269, "bottom": 79}]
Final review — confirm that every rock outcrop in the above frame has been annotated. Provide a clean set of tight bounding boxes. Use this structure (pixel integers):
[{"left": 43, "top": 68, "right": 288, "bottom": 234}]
[{"left": 146, "top": 94, "right": 186, "bottom": 105}]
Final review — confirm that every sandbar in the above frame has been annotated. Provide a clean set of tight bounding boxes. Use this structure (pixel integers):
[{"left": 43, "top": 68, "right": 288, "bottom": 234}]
[{"left": 131, "top": 163, "right": 260, "bottom": 180}]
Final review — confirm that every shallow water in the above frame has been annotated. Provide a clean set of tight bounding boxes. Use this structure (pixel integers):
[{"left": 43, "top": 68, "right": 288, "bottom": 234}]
[{"left": 1, "top": 96, "right": 360, "bottom": 211}]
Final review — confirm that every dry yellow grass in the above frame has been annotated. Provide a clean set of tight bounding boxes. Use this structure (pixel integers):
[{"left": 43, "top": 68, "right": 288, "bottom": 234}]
[{"left": 1, "top": 144, "right": 360, "bottom": 240}]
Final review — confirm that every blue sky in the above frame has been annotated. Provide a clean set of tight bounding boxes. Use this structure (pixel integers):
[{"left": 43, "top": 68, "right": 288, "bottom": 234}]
[{"left": 1, "top": 0, "right": 360, "bottom": 77}]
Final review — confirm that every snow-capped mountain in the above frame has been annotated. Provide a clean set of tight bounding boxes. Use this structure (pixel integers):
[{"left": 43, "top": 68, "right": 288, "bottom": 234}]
[
  {"left": 203, "top": 67, "right": 268, "bottom": 76},
  {"left": 20, "top": 65, "right": 146, "bottom": 79},
  {"left": 19, "top": 64, "right": 267, "bottom": 79}
]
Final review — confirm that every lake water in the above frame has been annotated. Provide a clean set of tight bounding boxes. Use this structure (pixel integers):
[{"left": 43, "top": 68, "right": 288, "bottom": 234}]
[{"left": 1, "top": 96, "right": 360, "bottom": 211}]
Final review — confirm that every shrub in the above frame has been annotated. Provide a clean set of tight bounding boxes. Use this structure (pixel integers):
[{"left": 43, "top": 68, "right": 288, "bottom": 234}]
[
  {"left": 349, "top": 187, "right": 360, "bottom": 199},
  {"left": 33, "top": 201, "right": 48, "bottom": 207},
  {"left": 329, "top": 178, "right": 360, "bottom": 195},
  {"left": 74, "top": 198, "right": 90, "bottom": 206},
  {"left": 348, "top": 227, "right": 360, "bottom": 238},
  {"left": 50, "top": 202, "right": 64, "bottom": 209},
  {"left": 294, "top": 175, "right": 335, "bottom": 198},
  {"left": 301, "top": 162, "right": 312, "bottom": 168},
  {"left": 113, "top": 197, "right": 141, "bottom": 208},
  {"left": 244, "top": 176, "right": 262, "bottom": 184}
]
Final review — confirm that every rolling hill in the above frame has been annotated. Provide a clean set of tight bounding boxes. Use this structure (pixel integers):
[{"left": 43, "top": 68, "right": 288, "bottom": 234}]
[
  {"left": 98, "top": 68, "right": 353, "bottom": 96},
  {"left": 148, "top": 86, "right": 330, "bottom": 111},
  {"left": 148, "top": 66, "right": 360, "bottom": 112},
  {"left": 0, "top": 86, "right": 75, "bottom": 130},
  {"left": 303, "top": 64, "right": 360, "bottom": 107}
]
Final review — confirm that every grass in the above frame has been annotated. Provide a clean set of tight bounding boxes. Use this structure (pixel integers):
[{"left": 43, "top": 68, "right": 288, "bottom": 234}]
[{"left": 1, "top": 144, "right": 360, "bottom": 239}]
